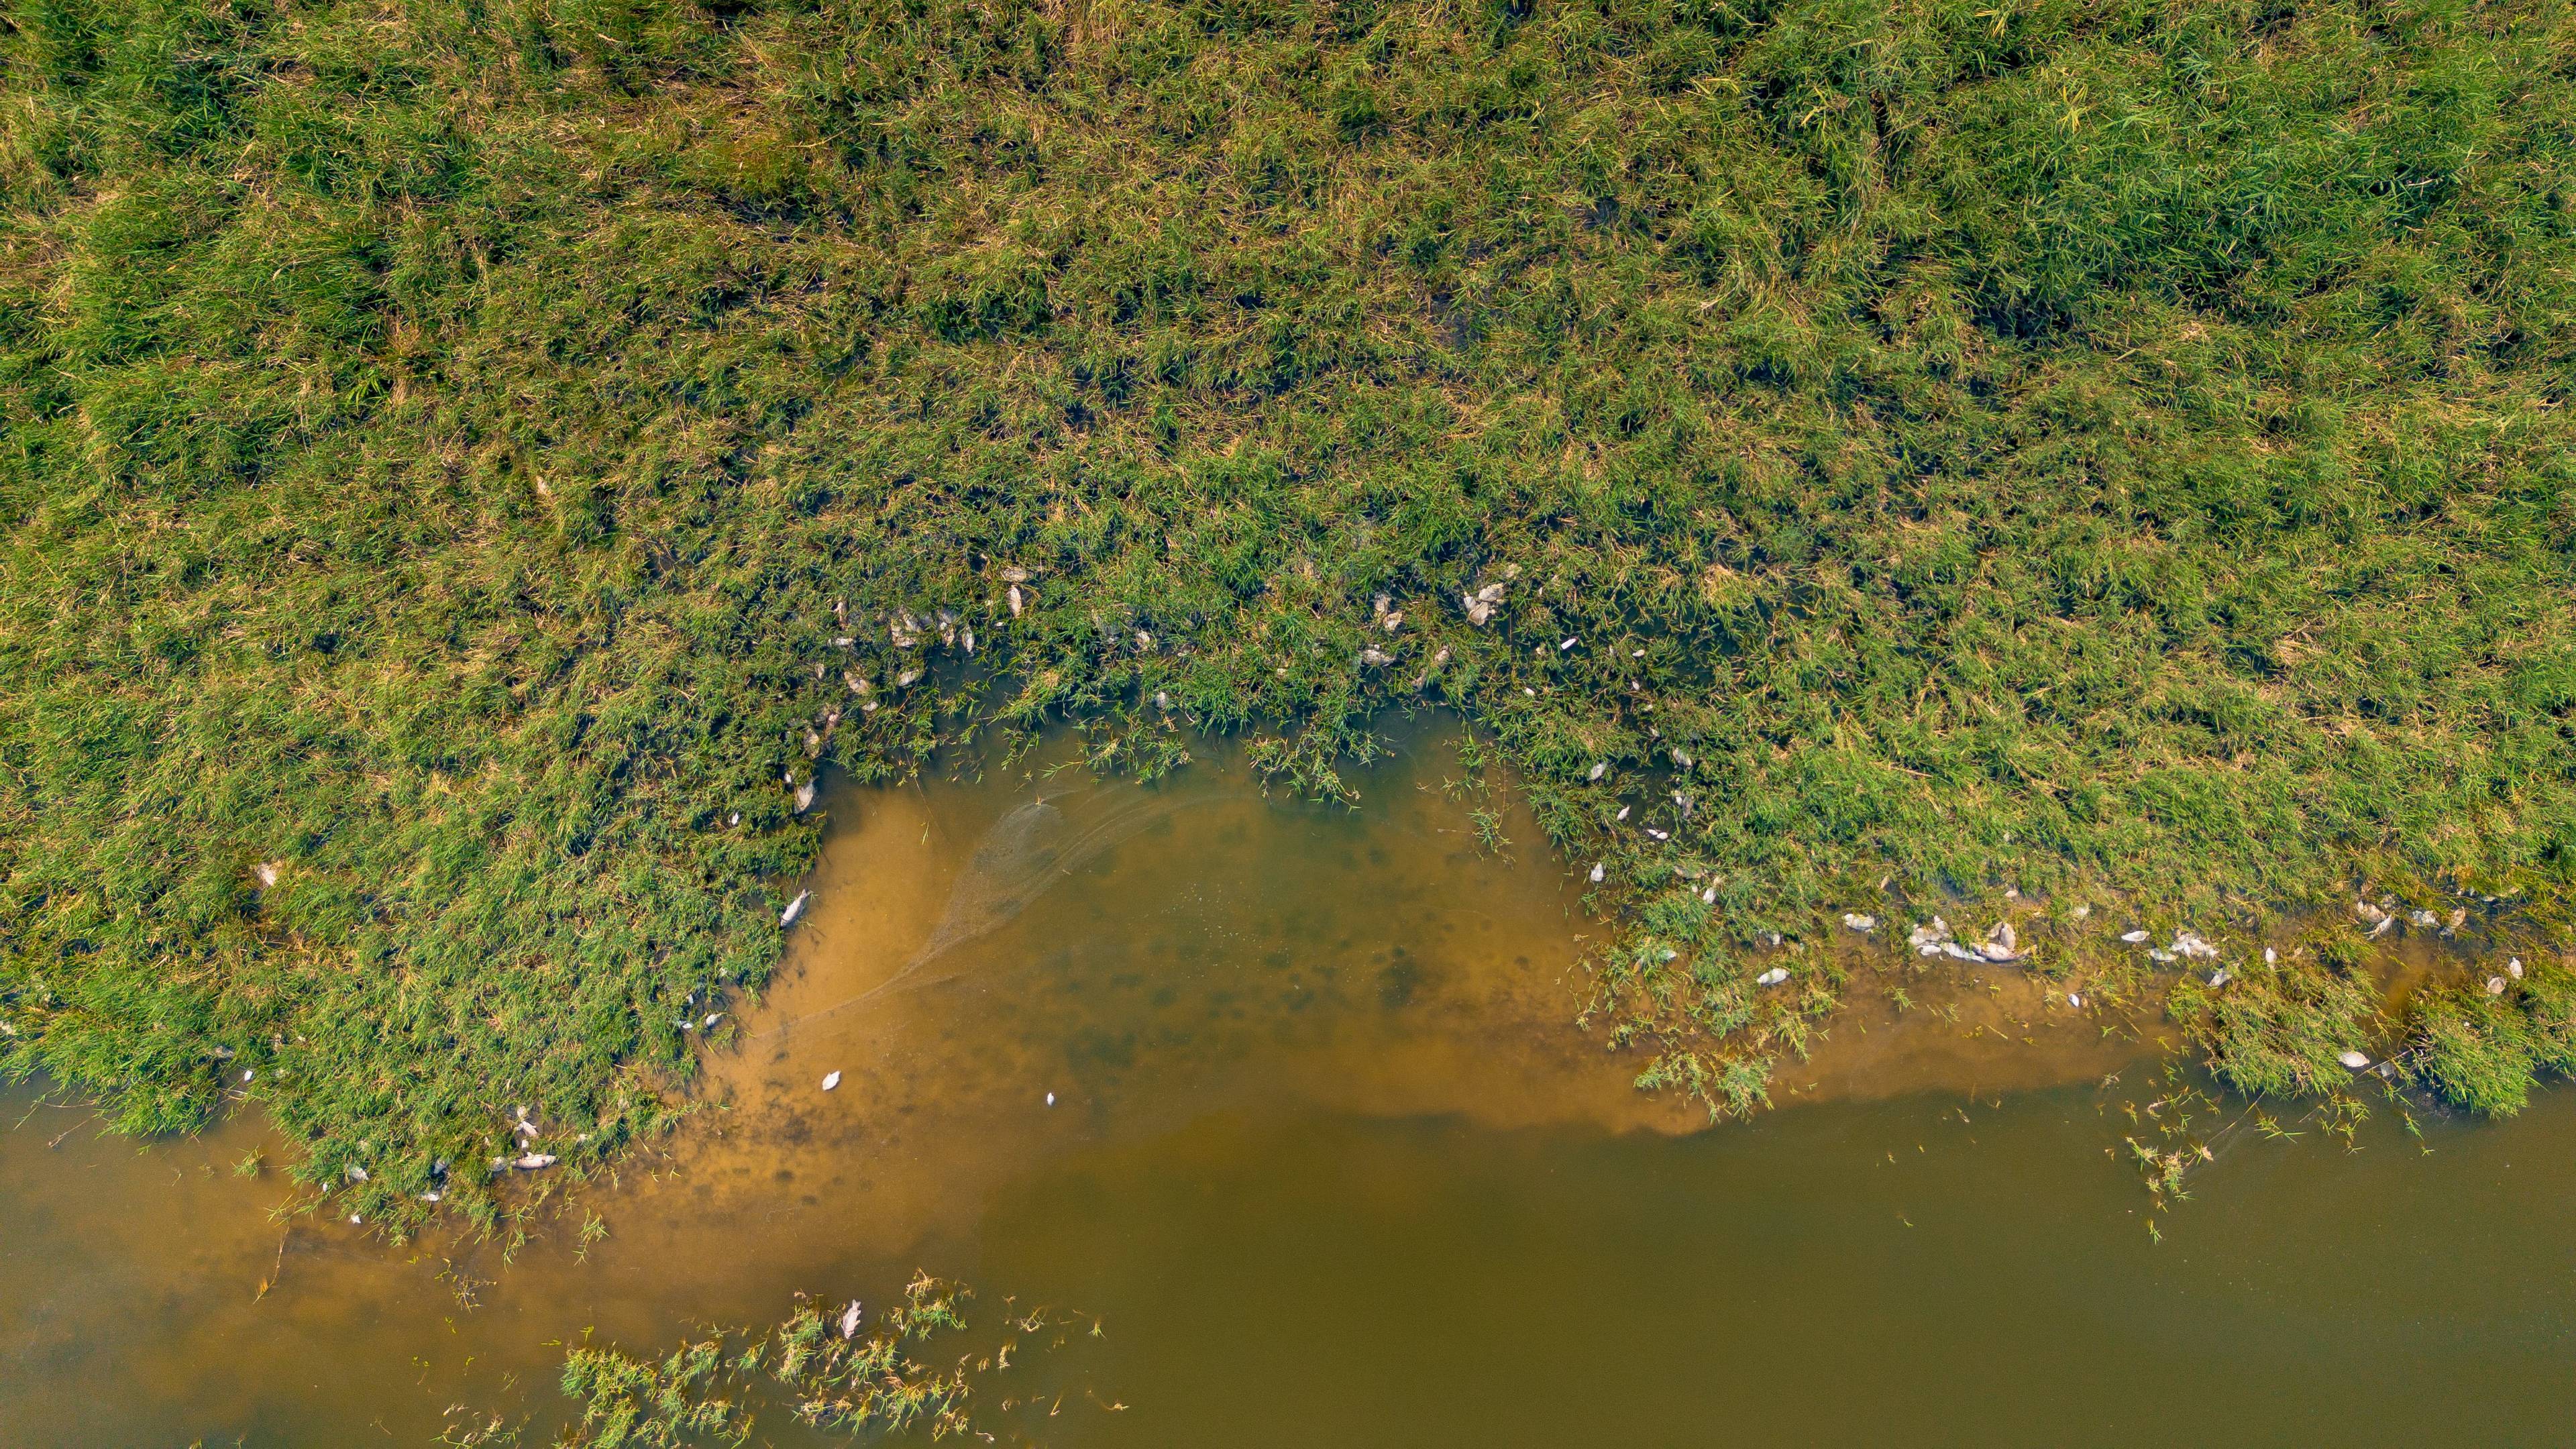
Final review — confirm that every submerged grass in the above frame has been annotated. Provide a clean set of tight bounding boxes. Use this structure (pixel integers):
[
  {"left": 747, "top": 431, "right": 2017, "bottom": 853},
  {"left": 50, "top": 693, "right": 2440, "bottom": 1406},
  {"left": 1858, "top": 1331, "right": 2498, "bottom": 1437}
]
[
  {"left": 441, "top": 1273, "right": 1071, "bottom": 1446},
  {"left": 2, "top": 0, "right": 2573, "bottom": 1226}
]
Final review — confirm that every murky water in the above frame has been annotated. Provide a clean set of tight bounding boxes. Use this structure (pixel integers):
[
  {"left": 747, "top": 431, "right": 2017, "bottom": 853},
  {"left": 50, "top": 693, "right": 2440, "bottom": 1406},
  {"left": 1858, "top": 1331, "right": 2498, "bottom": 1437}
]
[{"left": 7, "top": 720, "right": 2574, "bottom": 1445}]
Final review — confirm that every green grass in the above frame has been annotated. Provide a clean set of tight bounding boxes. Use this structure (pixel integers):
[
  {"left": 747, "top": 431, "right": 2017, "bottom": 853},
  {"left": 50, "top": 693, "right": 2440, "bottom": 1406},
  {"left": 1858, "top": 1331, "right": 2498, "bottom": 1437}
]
[{"left": 2, "top": 0, "right": 2573, "bottom": 1228}]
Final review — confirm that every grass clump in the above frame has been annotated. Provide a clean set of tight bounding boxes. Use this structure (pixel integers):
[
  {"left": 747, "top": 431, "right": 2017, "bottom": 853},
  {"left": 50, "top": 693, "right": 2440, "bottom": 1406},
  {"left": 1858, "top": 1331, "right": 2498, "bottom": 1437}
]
[
  {"left": 444, "top": 1273, "right": 1057, "bottom": 1446},
  {"left": 1, "top": 0, "right": 2573, "bottom": 1214}
]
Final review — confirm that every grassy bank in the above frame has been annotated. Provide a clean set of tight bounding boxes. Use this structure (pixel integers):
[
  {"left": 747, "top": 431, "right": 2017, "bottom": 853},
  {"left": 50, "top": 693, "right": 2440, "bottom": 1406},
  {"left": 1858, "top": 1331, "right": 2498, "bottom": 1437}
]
[{"left": 2, "top": 0, "right": 2572, "bottom": 1228}]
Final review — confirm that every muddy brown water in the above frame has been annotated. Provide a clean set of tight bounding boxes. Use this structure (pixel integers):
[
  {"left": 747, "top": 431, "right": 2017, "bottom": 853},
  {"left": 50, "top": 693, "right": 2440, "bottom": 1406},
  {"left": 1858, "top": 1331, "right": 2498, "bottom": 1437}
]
[{"left": 7, "top": 720, "right": 2574, "bottom": 1446}]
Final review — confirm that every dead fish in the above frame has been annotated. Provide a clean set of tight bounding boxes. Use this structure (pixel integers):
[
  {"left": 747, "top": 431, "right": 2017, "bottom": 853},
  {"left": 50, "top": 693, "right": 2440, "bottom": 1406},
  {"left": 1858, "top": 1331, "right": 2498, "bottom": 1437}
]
[
  {"left": 834, "top": 635, "right": 855, "bottom": 647},
  {"left": 820, "top": 1070, "right": 841, "bottom": 1091},
  {"left": 345, "top": 1163, "right": 369, "bottom": 1183},
  {"left": 839, "top": 1301, "right": 864, "bottom": 1340},
  {"left": 794, "top": 780, "right": 816, "bottom": 813},
  {"left": 1977, "top": 942, "right": 2025, "bottom": 963},
  {"left": 1842, "top": 913, "right": 1876, "bottom": 932},
  {"left": 1989, "top": 922, "right": 2019, "bottom": 953},
  {"left": 2070, "top": 904, "right": 2092, "bottom": 921},
  {"left": 513, "top": 1153, "right": 556, "bottom": 1171},
  {"left": 729, "top": 812, "right": 741, "bottom": 825},
  {"left": 1756, "top": 967, "right": 1789, "bottom": 987},
  {"left": 2510, "top": 957, "right": 2525, "bottom": 979},
  {"left": 1464, "top": 598, "right": 1494, "bottom": 627},
  {"left": 2120, "top": 930, "right": 2149, "bottom": 945},
  {"left": 1941, "top": 941, "right": 1982, "bottom": 962},
  {"left": 1616, "top": 805, "right": 1631, "bottom": 820},
  {"left": 2171, "top": 930, "right": 2218, "bottom": 961},
  {"left": 1155, "top": 690, "right": 1173, "bottom": 709},
  {"left": 1000, "top": 566, "right": 1032, "bottom": 584},
  {"left": 781, "top": 890, "right": 809, "bottom": 926},
  {"left": 2067, "top": 993, "right": 2084, "bottom": 1008},
  {"left": 2367, "top": 916, "right": 2394, "bottom": 940},
  {"left": 845, "top": 670, "right": 871, "bottom": 694},
  {"left": 1135, "top": 630, "right": 1154, "bottom": 651},
  {"left": 702, "top": 1012, "right": 723, "bottom": 1028},
  {"left": 1382, "top": 612, "right": 1403, "bottom": 633},
  {"left": 1373, "top": 592, "right": 1392, "bottom": 619},
  {"left": 2208, "top": 969, "right": 2230, "bottom": 987},
  {"left": 1008, "top": 584, "right": 1025, "bottom": 617},
  {"left": 1560, "top": 637, "right": 1578, "bottom": 651},
  {"left": 2487, "top": 976, "right": 2508, "bottom": 995},
  {"left": 961, "top": 625, "right": 975, "bottom": 654},
  {"left": 1589, "top": 861, "right": 1606, "bottom": 883},
  {"left": 1360, "top": 647, "right": 1395, "bottom": 667},
  {"left": 1701, "top": 884, "right": 1718, "bottom": 904},
  {"left": 513, "top": 1119, "right": 540, "bottom": 1140},
  {"left": 1646, "top": 828, "right": 1669, "bottom": 841},
  {"left": 253, "top": 861, "right": 281, "bottom": 888},
  {"left": 2263, "top": 947, "right": 2277, "bottom": 965},
  {"left": 1670, "top": 748, "right": 1693, "bottom": 768},
  {"left": 1589, "top": 761, "right": 1609, "bottom": 782},
  {"left": 1477, "top": 582, "right": 1507, "bottom": 604},
  {"left": 2338, "top": 1051, "right": 2371, "bottom": 1071}
]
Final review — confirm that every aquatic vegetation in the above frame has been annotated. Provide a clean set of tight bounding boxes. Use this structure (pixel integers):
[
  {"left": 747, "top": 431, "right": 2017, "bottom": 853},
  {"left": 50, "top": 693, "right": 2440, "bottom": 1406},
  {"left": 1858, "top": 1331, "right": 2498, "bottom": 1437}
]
[
  {"left": 446, "top": 1275, "right": 1070, "bottom": 1446},
  {"left": 2, "top": 0, "right": 2574, "bottom": 1219}
]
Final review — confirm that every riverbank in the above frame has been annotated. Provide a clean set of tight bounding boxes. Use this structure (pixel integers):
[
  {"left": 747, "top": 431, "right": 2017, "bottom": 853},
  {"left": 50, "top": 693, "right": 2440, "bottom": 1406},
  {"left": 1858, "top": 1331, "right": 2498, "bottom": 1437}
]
[
  {"left": 4, "top": 0, "right": 2573, "bottom": 1228},
  {"left": 9, "top": 737, "right": 2576, "bottom": 1444}
]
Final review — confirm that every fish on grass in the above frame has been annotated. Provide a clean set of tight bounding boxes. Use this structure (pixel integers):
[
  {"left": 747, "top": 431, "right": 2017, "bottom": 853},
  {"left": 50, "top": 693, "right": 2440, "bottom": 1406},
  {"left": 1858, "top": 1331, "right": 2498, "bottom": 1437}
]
[{"left": 1756, "top": 967, "right": 1789, "bottom": 987}]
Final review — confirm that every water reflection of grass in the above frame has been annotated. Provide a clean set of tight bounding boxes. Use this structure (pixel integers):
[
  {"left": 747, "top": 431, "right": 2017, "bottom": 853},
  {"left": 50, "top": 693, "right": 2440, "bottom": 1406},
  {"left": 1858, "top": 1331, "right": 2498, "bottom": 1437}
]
[{"left": 1, "top": 0, "right": 2571, "bottom": 1232}]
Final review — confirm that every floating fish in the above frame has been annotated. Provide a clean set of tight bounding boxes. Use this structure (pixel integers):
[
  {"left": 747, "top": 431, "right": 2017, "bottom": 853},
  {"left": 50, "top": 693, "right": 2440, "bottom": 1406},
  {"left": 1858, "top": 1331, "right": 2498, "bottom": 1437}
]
[
  {"left": 2067, "top": 994, "right": 2083, "bottom": 1008},
  {"left": 513, "top": 1153, "right": 556, "bottom": 1170},
  {"left": 839, "top": 1301, "right": 864, "bottom": 1340},
  {"left": 781, "top": 890, "right": 809, "bottom": 926},
  {"left": 794, "top": 781, "right": 816, "bottom": 813},
  {"left": 2337, "top": 1051, "right": 2371, "bottom": 1071},
  {"left": 820, "top": 1070, "right": 841, "bottom": 1091},
  {"left": 1589, "top": 861, "right": 1605, "bottom": 883},
  {"left": 1842, "top": 914, "right": 1876, "bottom": 932}
]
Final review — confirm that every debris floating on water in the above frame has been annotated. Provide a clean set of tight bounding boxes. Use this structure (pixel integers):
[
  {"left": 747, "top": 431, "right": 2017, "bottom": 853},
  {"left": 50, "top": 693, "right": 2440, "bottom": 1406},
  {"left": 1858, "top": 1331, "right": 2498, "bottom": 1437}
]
[
  {"left": 781, "top": 891, "right": 809, "bottom": 926},
  {"left": 820, "top": 1070, "right": 841, "bottom": 1091}
]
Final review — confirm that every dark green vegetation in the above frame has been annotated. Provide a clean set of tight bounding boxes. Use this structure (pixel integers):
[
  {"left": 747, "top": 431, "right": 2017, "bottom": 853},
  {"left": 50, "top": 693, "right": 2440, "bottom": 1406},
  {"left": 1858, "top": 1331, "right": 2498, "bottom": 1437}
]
[
  {"left": 440, "top": 1274, "right": 1067, "bottom": 1445},
  {"left": 2, "top": 0, "right": 2573, "bottom": 1227}
]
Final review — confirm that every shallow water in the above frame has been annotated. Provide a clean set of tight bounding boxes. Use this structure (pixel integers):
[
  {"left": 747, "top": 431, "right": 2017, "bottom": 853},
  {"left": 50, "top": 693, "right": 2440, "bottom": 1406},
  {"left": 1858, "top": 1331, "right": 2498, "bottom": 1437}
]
[{"left": 6, "top": 720, "right": 2573, "bottom": 1446}]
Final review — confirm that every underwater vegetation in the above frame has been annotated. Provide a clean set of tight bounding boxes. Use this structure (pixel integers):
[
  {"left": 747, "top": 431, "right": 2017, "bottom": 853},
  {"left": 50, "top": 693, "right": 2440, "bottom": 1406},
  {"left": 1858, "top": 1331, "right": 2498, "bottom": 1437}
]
[{"left": 1, "top": 0, "right": 2572, "bottom": 1227}]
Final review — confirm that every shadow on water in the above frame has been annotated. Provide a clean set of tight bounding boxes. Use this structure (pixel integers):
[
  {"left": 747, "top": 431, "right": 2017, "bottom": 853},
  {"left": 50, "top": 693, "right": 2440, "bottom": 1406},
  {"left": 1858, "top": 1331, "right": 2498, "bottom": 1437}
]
[{"left": 6, "top": 715, "right": 2575, "bottom": 1446}]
